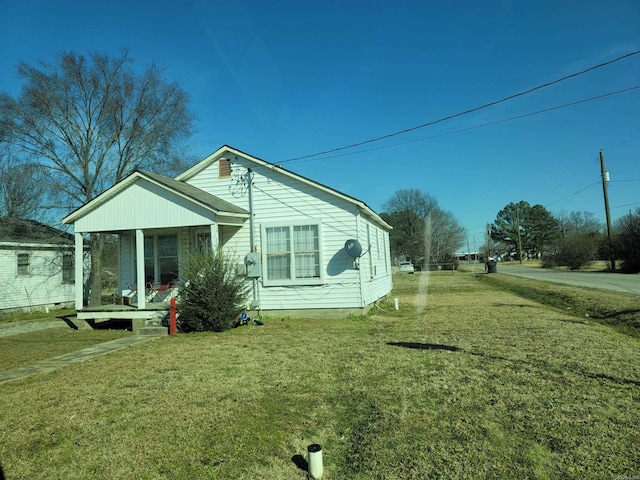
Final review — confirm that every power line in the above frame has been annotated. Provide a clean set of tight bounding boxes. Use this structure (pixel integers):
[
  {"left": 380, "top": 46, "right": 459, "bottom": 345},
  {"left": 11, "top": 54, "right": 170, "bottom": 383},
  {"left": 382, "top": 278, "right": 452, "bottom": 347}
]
[
  {"left": 610, "top": 201, "right": 640, "bottom": 210},
  {"left": 603, "top": 135, "right": 640, "bottom": 150},
  {"left": 546, "top": 181, "right": 601, "bottom": 207},
  {"left": 282, "top": 86, "right": 640, "bottom": 165},
  {"left": 280, "top": 50, "right": 640, "bottom": 164},
  {"left": 611, "top": 165, "right": 640, "bottom": 174}
]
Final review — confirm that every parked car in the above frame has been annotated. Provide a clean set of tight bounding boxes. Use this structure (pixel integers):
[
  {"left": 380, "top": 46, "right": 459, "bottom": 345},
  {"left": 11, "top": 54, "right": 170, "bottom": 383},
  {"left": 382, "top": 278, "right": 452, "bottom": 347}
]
[{"left": 399, "top": 261, "right": 415, "bottom": 274}]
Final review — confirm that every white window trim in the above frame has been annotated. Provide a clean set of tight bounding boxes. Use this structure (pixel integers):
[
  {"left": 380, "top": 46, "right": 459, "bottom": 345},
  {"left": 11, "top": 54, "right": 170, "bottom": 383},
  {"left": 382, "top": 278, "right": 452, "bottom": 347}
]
[
  {"left": 193, "top": 227, "right": 213, "bottom": 254},
  {"left": 17, "top": 252, "right": 30, "bottom": 276},
  {"left": 62, "top": 252, "right": 74, "bottom": 284},
  {"left": 261, "top": 221, "right": 324, "bottom": 287},
  {"left": 136, "top": 232, "right": 181, "bottom": 284}
]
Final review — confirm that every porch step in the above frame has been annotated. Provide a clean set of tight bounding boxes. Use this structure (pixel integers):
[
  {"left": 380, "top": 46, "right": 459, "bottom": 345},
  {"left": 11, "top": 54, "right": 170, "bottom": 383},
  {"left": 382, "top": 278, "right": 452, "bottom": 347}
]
[{"left": 138, "top": 326, "right": 168, "bottom": 336}]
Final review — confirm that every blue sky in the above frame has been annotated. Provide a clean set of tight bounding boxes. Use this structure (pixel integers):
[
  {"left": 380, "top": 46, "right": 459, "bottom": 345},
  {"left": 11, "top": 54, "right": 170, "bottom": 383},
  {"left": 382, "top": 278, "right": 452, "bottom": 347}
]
[{"left": 1, "top": 0, "right": 639, "bottom": 247}]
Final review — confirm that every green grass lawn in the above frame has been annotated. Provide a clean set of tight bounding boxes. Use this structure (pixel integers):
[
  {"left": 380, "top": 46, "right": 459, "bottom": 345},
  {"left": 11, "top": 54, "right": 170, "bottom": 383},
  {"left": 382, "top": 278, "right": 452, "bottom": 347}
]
[
  {"left": 0, "top": 328, "right": 133, "bottom": 371},
  {"left": 0, "top": 307, "right": 76, "bottom": 325},
  {"left": 1, "top": 272, "right": 638, "bottom": 479}
]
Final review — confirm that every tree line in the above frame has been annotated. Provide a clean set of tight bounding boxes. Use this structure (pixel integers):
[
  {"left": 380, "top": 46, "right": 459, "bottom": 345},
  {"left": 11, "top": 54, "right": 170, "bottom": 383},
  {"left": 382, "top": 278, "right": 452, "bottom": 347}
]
[
  {"left": 378, "top": 190, "right": 639, "bottom": 274},
  {"left": 380, "top": 188, "right": 466, "bottom": 270},
  {"left": 489, "top": 201, "right": 640, "bottom": 273}
]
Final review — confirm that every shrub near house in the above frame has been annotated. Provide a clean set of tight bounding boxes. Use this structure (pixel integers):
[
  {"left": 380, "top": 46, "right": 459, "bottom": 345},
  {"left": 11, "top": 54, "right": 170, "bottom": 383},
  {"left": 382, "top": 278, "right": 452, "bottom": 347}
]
[{"left": 178, "top": 248, "right": 249, "bottom": 332}]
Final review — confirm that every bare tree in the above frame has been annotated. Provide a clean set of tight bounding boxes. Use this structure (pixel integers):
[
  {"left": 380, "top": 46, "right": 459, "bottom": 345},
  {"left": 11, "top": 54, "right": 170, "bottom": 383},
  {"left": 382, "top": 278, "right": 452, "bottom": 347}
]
[
  {"left": 541, "top": 210, "right": 603, "bottom": 269},
  {"left": 0, "top": 49, "right": 195, "bottom": 305},
  {"left": 382, "top": 188, "right": 465, "bottom": 268},
  {"left": 614, "top": 208, "right": 640, "bottom": 273},
  {"left": 0, "top": 151, "right": 47, "bottom": 220}
]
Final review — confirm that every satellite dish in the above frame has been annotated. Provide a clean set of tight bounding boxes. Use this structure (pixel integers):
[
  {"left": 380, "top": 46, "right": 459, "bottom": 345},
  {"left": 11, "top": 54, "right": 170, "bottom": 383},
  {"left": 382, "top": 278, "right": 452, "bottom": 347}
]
[{"left": 344, "top": 239, "right": 363, "bottom": 258}]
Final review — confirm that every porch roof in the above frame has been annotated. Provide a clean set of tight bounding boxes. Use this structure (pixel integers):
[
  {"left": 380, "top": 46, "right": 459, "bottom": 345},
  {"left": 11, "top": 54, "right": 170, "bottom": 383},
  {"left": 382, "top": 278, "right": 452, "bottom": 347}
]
[{"left": 62, "top": 170, "right": 249, "bottom": 233}]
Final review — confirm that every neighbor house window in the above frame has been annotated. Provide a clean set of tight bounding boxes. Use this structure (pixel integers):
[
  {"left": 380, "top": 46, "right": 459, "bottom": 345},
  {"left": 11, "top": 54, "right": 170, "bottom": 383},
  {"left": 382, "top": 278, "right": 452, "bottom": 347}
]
[
  {"left": 62, "top": 253, "right": 74, "bottom": 284},
  {"left": 17, "top": 253, "right": 30, "bottom": 275},
  {"left": 264, "top": 223, "right": 322, "bottom": 285}
]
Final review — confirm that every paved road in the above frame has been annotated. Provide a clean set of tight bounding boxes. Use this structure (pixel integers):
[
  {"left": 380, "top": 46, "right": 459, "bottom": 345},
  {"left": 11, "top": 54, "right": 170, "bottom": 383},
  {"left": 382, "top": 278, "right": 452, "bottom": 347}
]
[{"left": 498, "top": 266, "right": 640, "bottom": 295}]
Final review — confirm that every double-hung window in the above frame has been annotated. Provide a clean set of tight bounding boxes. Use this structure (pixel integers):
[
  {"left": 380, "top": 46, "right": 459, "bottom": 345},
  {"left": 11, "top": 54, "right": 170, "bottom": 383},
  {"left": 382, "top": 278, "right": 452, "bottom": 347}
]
[
  {"left": 62, "top": 253, "right": 74, "bottom": 284},
  {"left": 142, "top": 234, "right": 179, "bottom": 285},
  {"left": 264, "top": 223, "right": 322, "bottom": 285},
  {"left": 17, "top": 253, "right": 30, "bottom": 275}
]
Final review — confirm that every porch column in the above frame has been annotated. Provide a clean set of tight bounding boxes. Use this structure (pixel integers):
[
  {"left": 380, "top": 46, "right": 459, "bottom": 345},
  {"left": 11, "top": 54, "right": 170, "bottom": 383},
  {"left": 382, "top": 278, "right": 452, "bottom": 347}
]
[
  {"left": 136, "top": 229, "right": 146, "bottom": 309},
  {"left": 209, "top": 223, "right": 219, "bottom": 250},
  {"left": 74, "top": 232, "right": 84, "bottom": 311}
]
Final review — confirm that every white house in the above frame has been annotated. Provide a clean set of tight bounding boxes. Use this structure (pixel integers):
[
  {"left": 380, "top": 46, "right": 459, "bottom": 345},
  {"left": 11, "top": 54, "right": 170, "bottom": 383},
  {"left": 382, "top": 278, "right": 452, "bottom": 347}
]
[
  {"left": 0, "top": 218, "right": 78, "bottom": 312},
  {"left": 62, "top": 145, "right": 393, "bottom": 327}
]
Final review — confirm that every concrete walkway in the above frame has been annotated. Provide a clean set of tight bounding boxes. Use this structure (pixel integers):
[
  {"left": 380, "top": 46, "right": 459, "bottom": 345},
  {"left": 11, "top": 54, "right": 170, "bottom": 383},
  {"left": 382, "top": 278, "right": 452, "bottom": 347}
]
[
  {"left": 0, "top": 320, "right": 69, "bottom": 337},
  {"left": 0, "top": 335, "right": 159, "bottom": 385}
]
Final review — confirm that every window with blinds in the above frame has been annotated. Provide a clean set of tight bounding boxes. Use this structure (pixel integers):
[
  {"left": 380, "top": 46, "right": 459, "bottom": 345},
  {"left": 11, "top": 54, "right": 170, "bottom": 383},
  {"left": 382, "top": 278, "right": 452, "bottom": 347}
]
[{"left": 264, "top": 223, "right": 322, "bottom": 285}]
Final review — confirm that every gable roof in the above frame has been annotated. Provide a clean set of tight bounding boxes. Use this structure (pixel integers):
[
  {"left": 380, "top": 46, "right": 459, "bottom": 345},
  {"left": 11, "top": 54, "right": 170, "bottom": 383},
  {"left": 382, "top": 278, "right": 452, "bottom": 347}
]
[
  {"left": 141, "top": 171, "right": 248, "bottom": 215},
  {"left": 177, "top": 145, "right": 392, "bottom": 230},
  {"left": 0, "top": 218, "right": 73, "bottom": 244},
  {"left": 63, "top": 170, "right": 248, "bottom": 225}
]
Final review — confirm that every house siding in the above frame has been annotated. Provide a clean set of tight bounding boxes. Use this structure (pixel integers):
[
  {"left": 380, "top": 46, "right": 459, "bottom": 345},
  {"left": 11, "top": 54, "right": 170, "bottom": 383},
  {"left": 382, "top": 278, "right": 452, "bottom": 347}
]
[
  {"left": 75, "top": 181, "right": 217, "bottom": 233},
  {"left": 186, "top": 156, "right": 391, "bottom": 311},
  {"left": 357, "top": 219, "right": 393, "bottom": 306},
  {"left": 0, "top": 247, "right": 75, "bottom": 311}
]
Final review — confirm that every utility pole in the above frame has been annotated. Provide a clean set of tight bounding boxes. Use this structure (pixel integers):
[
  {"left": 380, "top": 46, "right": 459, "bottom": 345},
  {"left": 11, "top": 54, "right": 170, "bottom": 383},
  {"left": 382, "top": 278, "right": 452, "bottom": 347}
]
[
  {"left": 599, "top": 150, "right": 615, "bottom": 271},
  {"left": 516, "top": 204, "right": 523, "bottom": 264}
]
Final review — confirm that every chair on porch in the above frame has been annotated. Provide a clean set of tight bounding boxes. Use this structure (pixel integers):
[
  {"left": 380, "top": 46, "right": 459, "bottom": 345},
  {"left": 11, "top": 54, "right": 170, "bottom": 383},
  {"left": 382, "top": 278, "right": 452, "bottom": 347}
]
[
  {"left": 126, "top": 278, "right": 177, "bottom": 304},
  {"left": 147, "top": 281, "right": 175, "bottom": 302}
]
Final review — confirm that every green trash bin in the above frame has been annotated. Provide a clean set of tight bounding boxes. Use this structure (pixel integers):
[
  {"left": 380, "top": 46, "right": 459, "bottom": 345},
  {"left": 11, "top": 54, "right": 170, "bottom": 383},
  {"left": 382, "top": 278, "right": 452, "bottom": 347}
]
[{"left": 486, "top": 260, "right": 497, "bottom": 273}]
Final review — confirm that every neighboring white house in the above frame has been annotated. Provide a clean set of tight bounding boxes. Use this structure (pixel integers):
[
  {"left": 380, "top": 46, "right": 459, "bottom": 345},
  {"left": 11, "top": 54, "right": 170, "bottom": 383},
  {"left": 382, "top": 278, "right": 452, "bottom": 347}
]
[
  {"left": 0, "top": 218, "right": 78, "bottom": 312},
  {"left": 62, "top": 145, "right": 393, "bottom": 320}
]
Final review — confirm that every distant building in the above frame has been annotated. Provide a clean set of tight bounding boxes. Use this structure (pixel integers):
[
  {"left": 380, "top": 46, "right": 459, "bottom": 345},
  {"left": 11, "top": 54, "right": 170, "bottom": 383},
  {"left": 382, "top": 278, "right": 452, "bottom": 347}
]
[
  {"left": 454, "top": 251, "right": 480, "bottom": 261},
  {"left": 0, "top": 218, "right": 83, "bottom": 312}
]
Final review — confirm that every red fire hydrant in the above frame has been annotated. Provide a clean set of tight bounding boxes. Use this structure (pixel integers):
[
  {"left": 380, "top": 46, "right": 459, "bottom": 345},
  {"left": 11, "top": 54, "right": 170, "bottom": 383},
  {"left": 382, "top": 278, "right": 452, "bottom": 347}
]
[{"left": 169, "top": 297, "right": 177, "bottom": 336}]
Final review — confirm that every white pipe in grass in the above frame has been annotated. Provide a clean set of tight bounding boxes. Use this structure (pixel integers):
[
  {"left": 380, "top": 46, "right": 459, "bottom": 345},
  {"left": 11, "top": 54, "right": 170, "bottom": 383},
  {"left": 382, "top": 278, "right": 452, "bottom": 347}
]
[
  {"left": 308, "top": 444, "right": 323, "bottom": 479},
  {"left": 394, "top": 298, "right": 399, "bottom": 310}
]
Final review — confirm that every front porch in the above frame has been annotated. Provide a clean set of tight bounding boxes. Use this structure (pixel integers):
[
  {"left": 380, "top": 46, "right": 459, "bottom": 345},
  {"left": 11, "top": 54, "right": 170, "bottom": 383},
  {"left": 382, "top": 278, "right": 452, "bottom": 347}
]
[
  {"left": 76, "top": 302, "right": 171, "bottom": 334},
  {"left": 61, "top": 169, "right": 250, "bottom": 333}
]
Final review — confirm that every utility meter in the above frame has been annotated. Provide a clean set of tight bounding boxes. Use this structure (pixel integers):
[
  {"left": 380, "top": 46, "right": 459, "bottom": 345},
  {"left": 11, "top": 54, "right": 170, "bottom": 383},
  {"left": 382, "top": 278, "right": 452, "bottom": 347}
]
[{"left": 245, "top": 252, "right": 262, "bottom": 278}]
